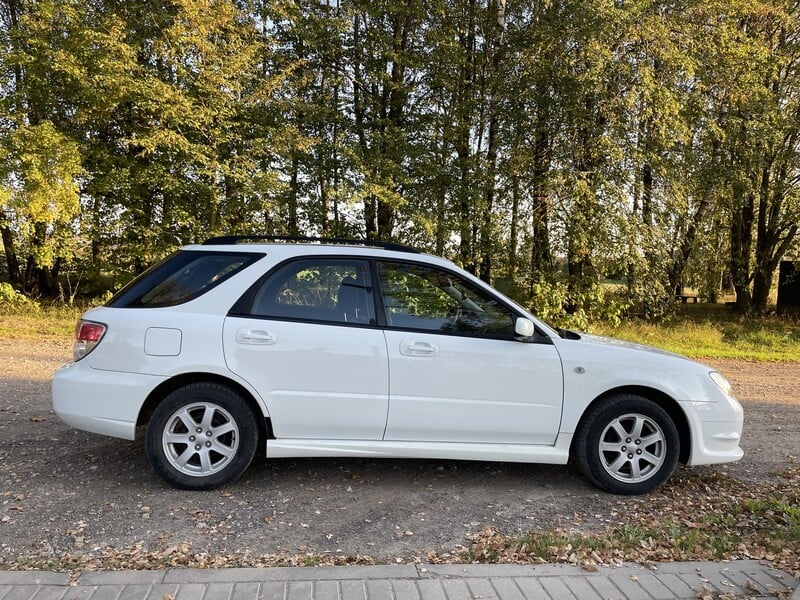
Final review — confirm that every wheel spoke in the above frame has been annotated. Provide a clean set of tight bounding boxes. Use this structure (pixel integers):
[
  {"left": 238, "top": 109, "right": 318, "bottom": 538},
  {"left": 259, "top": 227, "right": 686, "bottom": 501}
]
[
  {"left": 641, "top": 450, "right": 662, "bottom": 466},
  {"left": 212, "top": 422, "right": 235, "bottom": 437},
  {"left": 200, "top": 406, "right": 215, "bottom": 430},
  {"left": 630, "top": 416, "right": 645, "bottom": 439},
  {"left": 607, "top": 453, "right": 628, "bottom": 474},
  {"left": 176, "top": 446, "right": 195, "bottom": 468},
  {"left": 630, "top": 458, "right": 642, "bottom": 480},
  {"left": 165, "top": 433, "right": 189, "bottom": 445},
  {"left": 600, "top": 442, "right": 621, "bottom": 452},
  {"left": 211, "top": 441, "right": 234, "bottom": 457},
  {"left": 176, "top": 408, "right": 198, "bottom": 431},
  {"left": 611, "top": 421, "right": 628, "bottom": 440},
  {"left": 640, "top": 433, "right": 662, "bottom": 447},
  {"left": 199, "top": 449, "right": 212, "bottom": 473}
]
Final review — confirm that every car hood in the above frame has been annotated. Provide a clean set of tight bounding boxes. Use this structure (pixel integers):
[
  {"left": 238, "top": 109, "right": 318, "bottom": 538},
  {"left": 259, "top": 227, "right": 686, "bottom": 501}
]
[
  {"left": 570, "top": 332, "right": 691, "bottom": 361},
  {"left": 550, "top": 329, "right": 717, "bottom": 404}
]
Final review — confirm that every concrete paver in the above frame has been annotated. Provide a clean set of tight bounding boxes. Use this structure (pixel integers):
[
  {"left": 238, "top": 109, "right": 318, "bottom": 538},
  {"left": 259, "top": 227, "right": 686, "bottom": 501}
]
[{"left": 0, "top": 561, "right": 795, "bottom": 600}]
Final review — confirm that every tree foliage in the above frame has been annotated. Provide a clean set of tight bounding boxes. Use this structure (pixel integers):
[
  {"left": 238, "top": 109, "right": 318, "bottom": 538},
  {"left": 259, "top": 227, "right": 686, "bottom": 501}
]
[{"left": 0, "top": 0, "right": 798, "bottom": 317}]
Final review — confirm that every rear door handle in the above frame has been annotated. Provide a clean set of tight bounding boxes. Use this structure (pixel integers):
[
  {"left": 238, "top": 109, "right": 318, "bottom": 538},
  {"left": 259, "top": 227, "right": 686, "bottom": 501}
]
[
  {"left": 400, "top": 341, "right": 439, "bottom": 357},
  {"left": 236, "top": 329, "right": 277, "bottom": 345}
]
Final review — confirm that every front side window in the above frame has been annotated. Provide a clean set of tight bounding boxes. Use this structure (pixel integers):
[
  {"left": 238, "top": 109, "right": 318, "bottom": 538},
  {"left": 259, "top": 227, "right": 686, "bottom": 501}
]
[
  {"left": 377, "top": 261, "right": 515, "bottom": 337},
  {"left": 246, "top": 259, "right": 375, "bottom": 325}
]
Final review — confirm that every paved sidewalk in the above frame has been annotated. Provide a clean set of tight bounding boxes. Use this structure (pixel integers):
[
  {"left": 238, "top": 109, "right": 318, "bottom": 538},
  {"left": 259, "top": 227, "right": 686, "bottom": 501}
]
[{"left": 0, "top": 562, "right": 797, "bottom": 600}]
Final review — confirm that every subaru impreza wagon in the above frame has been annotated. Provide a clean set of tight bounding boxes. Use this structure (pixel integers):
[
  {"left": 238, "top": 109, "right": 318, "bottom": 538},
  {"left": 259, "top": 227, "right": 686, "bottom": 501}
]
[{"left": 52, "top": 236, "right": 743, "bottom": 494}]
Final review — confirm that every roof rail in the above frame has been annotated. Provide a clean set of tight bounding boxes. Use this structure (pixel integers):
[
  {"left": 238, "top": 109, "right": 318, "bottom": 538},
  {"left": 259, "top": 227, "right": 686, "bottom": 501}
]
[{"left": 202, "top": 235, "right": 420, "bottom": 254}]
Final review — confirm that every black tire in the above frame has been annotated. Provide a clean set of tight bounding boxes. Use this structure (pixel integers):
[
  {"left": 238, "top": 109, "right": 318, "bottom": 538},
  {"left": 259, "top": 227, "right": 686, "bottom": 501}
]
[
  {"left": 145, "top": 382, "right": 259, "bottom": 490},
  {"left": 575, "top": 394, "right": 679, "bottom": 495}
]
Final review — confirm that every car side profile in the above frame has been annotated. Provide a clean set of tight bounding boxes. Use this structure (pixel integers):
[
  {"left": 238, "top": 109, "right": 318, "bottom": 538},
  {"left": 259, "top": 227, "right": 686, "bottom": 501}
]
[{"left": 52, "top": 237, "right": 744, "bottom": 494}]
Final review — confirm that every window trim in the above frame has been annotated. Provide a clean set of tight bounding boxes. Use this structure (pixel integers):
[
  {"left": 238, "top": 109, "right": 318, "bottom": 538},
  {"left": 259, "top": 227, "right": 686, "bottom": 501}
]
[
  {"left": 372, "top": 258, "right": 521, "bottom": 342},
  {"left": 108, "top": 250, "right": 265, "bottom": 309},
  {"left": 228, "top": 255, "right": 380, "bottom": 329},
  {"left": 228, "top": 254, "right": 553, "bottom": 343}
]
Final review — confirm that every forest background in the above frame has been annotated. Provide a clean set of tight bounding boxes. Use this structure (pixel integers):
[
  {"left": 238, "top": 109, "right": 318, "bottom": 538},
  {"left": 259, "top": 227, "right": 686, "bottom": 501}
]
[{"left": 1, "top": 0, "right": 799, "bottom": 327}]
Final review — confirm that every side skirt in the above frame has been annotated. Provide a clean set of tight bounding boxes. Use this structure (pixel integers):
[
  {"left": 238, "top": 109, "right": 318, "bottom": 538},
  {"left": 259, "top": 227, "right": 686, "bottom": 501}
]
[{"left": 265, "top": 434, "right": 573, "bottom": 465}]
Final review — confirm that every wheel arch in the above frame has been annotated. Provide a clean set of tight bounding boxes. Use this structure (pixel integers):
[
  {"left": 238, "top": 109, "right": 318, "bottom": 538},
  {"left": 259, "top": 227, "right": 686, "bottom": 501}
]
[
  {"left": 571, "top": 385, "right": 691, "bottom": 464},
  {"left": 136, "top": 373, "right": 272, "bottom": 442}
]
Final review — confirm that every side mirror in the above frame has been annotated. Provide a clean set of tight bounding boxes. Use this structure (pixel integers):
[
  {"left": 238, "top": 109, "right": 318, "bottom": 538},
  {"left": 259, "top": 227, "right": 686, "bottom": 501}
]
[{"left": 514, "top": 317, "right": 536, "bottom": 339}]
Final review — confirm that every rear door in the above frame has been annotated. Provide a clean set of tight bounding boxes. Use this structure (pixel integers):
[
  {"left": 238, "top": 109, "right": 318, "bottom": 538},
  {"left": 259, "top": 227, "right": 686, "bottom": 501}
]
[{"left": 223, "top": 258, "right": 389, "bottom": 440}]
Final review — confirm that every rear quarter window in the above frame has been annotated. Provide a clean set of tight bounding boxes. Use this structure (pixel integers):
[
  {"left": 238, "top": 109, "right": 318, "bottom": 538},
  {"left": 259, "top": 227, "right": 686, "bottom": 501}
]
[{"left": 108, "top": 251, "right": 264, "bottom": 308}]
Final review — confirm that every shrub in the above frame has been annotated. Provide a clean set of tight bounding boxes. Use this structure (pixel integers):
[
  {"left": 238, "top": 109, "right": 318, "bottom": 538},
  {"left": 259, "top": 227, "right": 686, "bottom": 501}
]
[
  {"left": 528, "top": 280, "right": 630, "bottom": 330},
  {"left": 0, "top": 282, "right": 39, "bottom": 309}
]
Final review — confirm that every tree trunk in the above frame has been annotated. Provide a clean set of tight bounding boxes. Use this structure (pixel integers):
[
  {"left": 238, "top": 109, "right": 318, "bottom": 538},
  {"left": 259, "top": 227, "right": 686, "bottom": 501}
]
[
  {"left": 351, "top": 10, "right": 374, "bottom": 239},
  {"left": 667, "top": 185, "right": 713, "bottom": 293},
  {"left": 288, "top": 152, "right": 300, "bottom": 236},
  {"left": 729, "top": 188, "right": 755, "bottom": 314},
  {"left": 1, "top": 225, "right": 21, "bottom": 285},
  {"left": 455, "top": 0, "right": 476, "bottom": 272},
  {"left": 508, "top": 174, "right": 519, "bottom": 279},
  {"left": 751, "top": 162, "right": 799, "bottom": 313},
  {"left": 668, "top": 136, "right": 720, "bottom": 293},
  {"left": 566, "top": 95, "right": 599, "bottom": 313},
  {"left": 478, "top": 0, "right": 506, "bottom": 284},
  {"left": 529, "top": 114, "right": 551, "bottom": 287}
]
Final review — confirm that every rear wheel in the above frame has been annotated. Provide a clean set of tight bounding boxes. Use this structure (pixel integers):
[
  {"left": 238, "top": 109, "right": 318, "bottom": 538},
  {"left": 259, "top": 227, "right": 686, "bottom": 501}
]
[
  {"left": 575, "top": 394, "right": 679, "bottom": 495},
  {"left": 145, "top": 382, "right": 259, "bottom": 490}
]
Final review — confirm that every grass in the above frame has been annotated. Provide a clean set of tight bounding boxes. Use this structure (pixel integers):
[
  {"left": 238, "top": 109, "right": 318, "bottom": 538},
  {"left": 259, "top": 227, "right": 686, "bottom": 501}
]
[
  {"left": 0, "top": 304, "right": 84, "bottom": 340},
  {"left": 463, "top": 471, "right": 800, "bottom": 570},
  {"left": 0, "top": 301, "right": 798, "bottom": 361},
  {"left": 590, "top": 303, "right": 800, "bottom": 361}
]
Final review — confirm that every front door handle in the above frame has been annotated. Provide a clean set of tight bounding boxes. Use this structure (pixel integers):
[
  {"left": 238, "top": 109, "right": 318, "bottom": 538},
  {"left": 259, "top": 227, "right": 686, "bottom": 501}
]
[
  {"left": 400, "top": 341, "right": 439, "bottom": 357},
  {"left": 236, "top": 329, "right": 277, "bottom": 345}
]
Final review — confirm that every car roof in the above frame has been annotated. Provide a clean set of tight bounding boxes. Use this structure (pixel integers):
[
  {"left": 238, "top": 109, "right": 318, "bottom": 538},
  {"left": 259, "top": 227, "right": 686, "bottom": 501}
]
[
  {"left": 180, "top": 241, "right": 450, "bottom": 264},
  {"left": 203, "top": 235, "right": 419, "bottom": 254}
]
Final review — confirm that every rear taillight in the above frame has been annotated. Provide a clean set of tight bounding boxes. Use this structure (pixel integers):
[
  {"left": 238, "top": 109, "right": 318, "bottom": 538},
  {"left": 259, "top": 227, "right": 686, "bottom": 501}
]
[{"left": 74, "top": 320, "right": 106, "bottom": 361}]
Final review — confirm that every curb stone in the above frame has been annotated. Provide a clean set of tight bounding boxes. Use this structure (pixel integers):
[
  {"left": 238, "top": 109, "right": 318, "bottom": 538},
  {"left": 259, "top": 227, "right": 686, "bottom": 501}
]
[
  {"left": 0, "top": 561, "right": 795, "bottom": 600},
  {"left": 791, "top": 579, "right": 800, "bottom": 600}
]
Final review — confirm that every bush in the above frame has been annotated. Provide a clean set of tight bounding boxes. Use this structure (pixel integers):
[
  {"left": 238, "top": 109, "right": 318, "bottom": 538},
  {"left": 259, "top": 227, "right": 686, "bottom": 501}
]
[
  {"left": 527, "top": 280, "right": 631, "bottom": 330},
  {"left": 0, "top": 282, "right": 39, "bottom": 309}
]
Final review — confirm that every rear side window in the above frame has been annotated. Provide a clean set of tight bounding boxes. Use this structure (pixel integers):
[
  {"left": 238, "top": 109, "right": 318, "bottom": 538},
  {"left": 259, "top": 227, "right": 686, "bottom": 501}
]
[
  {"left": 108, "top": 251, "right": 263, "bottom": 308},
  {"left": 233, "top": 258, "right": 375, "bottom": 325}
]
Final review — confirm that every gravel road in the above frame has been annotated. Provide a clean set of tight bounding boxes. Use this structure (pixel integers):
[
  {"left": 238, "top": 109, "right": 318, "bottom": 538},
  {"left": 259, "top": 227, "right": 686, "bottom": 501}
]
[{"left": 0, "top": 339, "right": 797, "bottom": 566}]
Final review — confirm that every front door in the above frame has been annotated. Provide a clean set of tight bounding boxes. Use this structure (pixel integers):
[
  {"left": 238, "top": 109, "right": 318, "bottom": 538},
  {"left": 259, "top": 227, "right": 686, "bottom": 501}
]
[{"left": 376, "top": 261, "right": 563, "bottom": 445}]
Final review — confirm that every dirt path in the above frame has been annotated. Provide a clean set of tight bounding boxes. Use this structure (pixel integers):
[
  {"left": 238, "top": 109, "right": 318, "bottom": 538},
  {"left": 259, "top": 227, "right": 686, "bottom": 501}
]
[{"left": 0, "top": 340, "right": 797, "bottom": 566}]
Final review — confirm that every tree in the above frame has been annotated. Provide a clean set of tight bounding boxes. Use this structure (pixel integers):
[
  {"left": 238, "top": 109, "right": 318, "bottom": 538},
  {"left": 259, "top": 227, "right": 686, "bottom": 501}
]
[{"left": 0, "top": 122, "right": 82, "bottom": 294}]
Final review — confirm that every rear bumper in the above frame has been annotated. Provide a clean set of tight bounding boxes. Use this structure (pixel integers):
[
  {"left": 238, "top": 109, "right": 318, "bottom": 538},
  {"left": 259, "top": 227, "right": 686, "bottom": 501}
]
[{"left": 52, "top": 360, "right": 166, "bottom": 440}]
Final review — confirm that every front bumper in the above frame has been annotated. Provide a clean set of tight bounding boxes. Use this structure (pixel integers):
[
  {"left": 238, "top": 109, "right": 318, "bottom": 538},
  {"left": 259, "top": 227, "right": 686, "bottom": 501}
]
[
  {"left": 682, "top": 393, "right": 744, "bottom": 466},
  {"left": 52, "top": 360, "right": 166, "bottom": 440}
]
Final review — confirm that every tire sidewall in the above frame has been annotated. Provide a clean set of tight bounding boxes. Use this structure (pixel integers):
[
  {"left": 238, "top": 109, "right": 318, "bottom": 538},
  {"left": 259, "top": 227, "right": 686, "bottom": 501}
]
[
  {"left": 577, "top": 395, "right": 680, "bottom": 495},
  {"left": 145, "top": 383, "right": 259, "bottom": 490}
]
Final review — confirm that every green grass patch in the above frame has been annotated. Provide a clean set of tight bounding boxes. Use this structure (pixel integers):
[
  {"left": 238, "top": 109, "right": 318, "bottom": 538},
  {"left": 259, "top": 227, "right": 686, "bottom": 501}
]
[
  {"left": 591, "top": 303, "right": 800, "bottom": 361},
  {"left": 0, "top": 304, "right": 85, "bottom": 340},
  {"left": 1, "top": 300, "right": 798, "bottom": 361}
]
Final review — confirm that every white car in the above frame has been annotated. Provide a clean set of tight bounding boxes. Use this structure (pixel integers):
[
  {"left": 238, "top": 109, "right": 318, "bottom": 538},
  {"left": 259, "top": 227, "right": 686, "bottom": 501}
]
[{"left": 52, "top": 237, "right": 743, "bottom": 494}]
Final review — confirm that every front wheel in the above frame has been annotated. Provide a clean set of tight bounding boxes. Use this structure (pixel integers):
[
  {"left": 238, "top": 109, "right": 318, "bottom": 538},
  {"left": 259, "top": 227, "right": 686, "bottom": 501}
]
[
  {"left": 145, "top": 383, "right": 259, "bottom": 490},
  {"left": 575, "top": 394, "right": 679, "bottom": 495}
]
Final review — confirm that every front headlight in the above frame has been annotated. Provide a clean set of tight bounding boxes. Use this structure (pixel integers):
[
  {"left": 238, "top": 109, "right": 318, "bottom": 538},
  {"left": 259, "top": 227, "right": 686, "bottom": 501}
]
[{"left": 709, "top": 371, "right": 733, "bottom": 395}]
